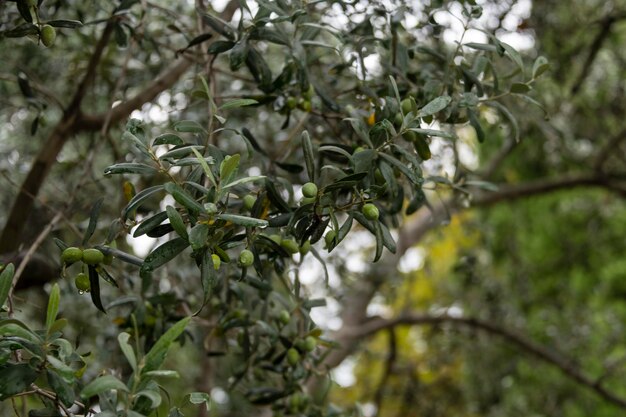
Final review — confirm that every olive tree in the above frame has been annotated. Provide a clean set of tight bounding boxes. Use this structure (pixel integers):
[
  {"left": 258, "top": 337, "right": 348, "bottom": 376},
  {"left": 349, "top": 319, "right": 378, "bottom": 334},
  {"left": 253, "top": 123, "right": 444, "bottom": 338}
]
[{"left": 1, "top": 0, "right": 626, "bottom": 416}]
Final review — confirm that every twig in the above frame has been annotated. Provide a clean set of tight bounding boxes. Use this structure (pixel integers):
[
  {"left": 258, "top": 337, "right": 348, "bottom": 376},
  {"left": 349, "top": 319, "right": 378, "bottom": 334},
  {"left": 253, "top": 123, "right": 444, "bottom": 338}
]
[{"left": 350, "top": 312, "right": 626, "bottom": 409}]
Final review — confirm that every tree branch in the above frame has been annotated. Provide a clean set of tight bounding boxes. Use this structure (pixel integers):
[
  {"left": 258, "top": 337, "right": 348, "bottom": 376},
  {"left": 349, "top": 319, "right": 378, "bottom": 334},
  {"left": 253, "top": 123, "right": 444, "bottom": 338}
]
[
  {"left": 75, "top": 57, "right": 193, "bottom": 131},
  {"left": 349, "top": 312, "right": 626, "bottom": 409},
  {"left": 569, "top": 13, "right": 626, "bottom": 95}
]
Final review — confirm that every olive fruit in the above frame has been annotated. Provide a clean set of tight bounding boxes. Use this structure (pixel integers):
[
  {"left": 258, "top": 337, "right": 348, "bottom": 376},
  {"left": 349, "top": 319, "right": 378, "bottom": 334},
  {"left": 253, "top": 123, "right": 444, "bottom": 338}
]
[
  {"left": 286, "top": 96, "right": 297, "bottom": 109},
  {"left": 242, "top": 195, "right": 256, "bottom": 211},
  {"left": 303, "top": 336, "right": 317, "bottom": 352},
  {"left": 413, "top": 136, "right": 432, "bottom": 161},
  {"left": 299, "top": 240, "right": 311, "bottom": 255},
  {"left": 301, "top": 196, "right": 316, "bottom": 205},
  {"left": 82, "top": 248, "right": 104, "bottom": 265},
  {"left": 281, "top": 239, "right": 300, "bottom": 255},
  {"left": 74, "top": 273, "right": 90, "bottom": 292},
  {"left": 269, "top": 234, "right": 282, "bottom": 245},
  {"left": 302, "top": 182, "right": 318, "bottom": 198},
  {"left": 362, "top": 203, "right": 379, "bottom": 221},
  {"left": 324, "top": 230, "right": 336, "bottom": 249},
  {"left": 40, "top": 25, "right": 56, "bottom": 47},
  {"left": 286, "top": 347, "right": 300, "bottom": 366},
  {"left": 211, "top": 254, "right": 221, "bottom": 270},
  {"left": 61, "top": 247, "right": 83, "bottom": 264},
  {"left": 278, "top": 309, "right": 290, "bottom": 325},
  {"left": 401, "top": 98, "right": 413, "bottom": 115},
  {"left": 238, "top": 249, "right": 254, "bottom": 267}
]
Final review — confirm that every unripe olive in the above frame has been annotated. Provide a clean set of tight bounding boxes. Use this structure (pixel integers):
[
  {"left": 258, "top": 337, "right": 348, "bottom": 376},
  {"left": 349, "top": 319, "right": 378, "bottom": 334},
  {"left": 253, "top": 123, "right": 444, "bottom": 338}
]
[
  {"left": 40, "top": 25, "right": 56, "bottom": 47},
  {"left": 362, "top": 203, "right": 379, "bottom": 221},
  {"left": 303, "top": 84, "right": 315, "bottom": 100},
  {"left": 413, "top": 136, "right": 432, "bottom": 161},
  {"left": 242, "top": 194, "right": 256, "bottom": 211},
  {"left": 211, "top": 254, "right": 221, "bottom": 270},
  {"left": 281, "top": 239, "right": 300, "bottom": 255},
  {"left": 401, "top": 98, "right": 412, "bottom": 115},
  {"left": 286, "top": 96, "right": 297, "bottom": 109},
  {"left": 301, "top": 182, "right": 318, "bottom": 198},
  {"left": 303, "top": 336, "right": 317, "bottom": 352},
  {"left": 82, "top": 248, "right": 104, "bottom": 265},
  {"left": 74, "top": 273, "right": 90, "bottom": 292},
  {"left": 61, "top": 247, "right": 83, "bottom": 264},
  {"left": 394, "top": 112, "right": 403, "bottom": 127},
  {"left": 286, "top": 347, "right": 300, "bottom": 366},
  {"left": 301, "top": 196, "right": 316, "bottom": 205},
  {"left": 324, "top": 230, "right": 336, "bottom": 249},
  {"left": 269, "top": 234, "right": 282, "bottom": 245},
  {"left": 238, "top": 249, "right": 254, "bottom": 267},
  {"left": 300, "top": 100, "right": 312, "bottom": 112},
  {"left": 402, "top": 130, "right": 417, "bottom": 142},
  {"left": 299, "top": 240, "right": 311, "bottom": 255},
  {"left": 278, "top": 309, "right": 290, "bottom": 325}
]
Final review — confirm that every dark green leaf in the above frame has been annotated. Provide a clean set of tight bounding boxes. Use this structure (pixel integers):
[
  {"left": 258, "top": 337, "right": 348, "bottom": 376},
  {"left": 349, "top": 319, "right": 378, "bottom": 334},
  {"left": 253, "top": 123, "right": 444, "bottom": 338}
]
[
  {"left": 166, "top": 206, "right": 188, "bottom": 240},
  {"left": 200, "top": 12, "right": 236, "bottom": 40},
  {"left": 133, "top": 211, "right": 168, "bottom": 237},
  {"left": 219, "top": 99, "right": 259, "bottom": 110},
  {"left": 82, "top": 198, "right": 104, "bottom": 246},
  {"left": 88, "top": 265, "right": 105, "bottom": 313},
  {"left": 0, "top": 363, "right": 38, "bottom": 400},
  {"left": 104, "top": 163, "right": 157, "bottom": 176},
  {"left": 159, "top": 145, "right": 205, "bottom": 160},
  {"left": 80, "top": 375, "right": 128, "bottom": 399},
  {"left": 45, "top": 284, "right": 60, "bottom": 334},
  {"left": 173, "top": 120, "right": 206, "bottom": 134},
  {"left": 217, "top": 214, "right": 269, "bottom": 228},
  {"left": 142, "top": 238, "right": 189, "bottom": 272},
  {"left": 123, "top": 185, "right": 165, "bottom": 220},
  {"left": 418, "top": 95, "right": 451, "bottom": 117},
  {"left": 46, "top": 370, "right": 74, "bottom": 407},
  {"left": 188, "top": 224, "right": 209, "bottom": 251},
  {"left": 3, "top": 23, "right": 38, "bottom": 38},
  {"left": 142, "top": 317, "right": 191, "bottom": 374},
  {"left": 164, "top": 182, "right": 205, "bottom": 214},
  {"left": 207, "top": 40, "right": 236, "bottom": 54},
  {"left": 532, "top": 56, "right": 550, "bottom": 78},
  {"left": 510, "top": 82, "right": 531, "bottom": 94},
  {"left": 47, "top": 20, "right": 83, "bottom": 28},
  {"left": 152, "top": 133, "right": 184, "bottom": 146},
  {"left": 16, "top": 0, "right": 32, "bottom": 23}
]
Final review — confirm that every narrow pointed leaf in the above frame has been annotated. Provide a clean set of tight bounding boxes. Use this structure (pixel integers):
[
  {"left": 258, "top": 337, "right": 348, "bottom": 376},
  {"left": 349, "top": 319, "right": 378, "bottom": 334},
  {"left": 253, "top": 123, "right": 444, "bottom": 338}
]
[
  {"left": 142, "top": 317, "right": 191, "bottom": 374},
  {"left": 80, "top": 375, "right": 128, "bottom": 399},
  {"left": 45, "top": 284, "right": 60, "bottom": 333}
]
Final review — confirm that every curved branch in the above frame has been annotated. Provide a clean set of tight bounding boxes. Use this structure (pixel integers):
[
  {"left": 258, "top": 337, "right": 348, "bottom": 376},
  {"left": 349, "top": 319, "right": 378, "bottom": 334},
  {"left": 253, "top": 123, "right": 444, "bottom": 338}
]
[{"left": 350, "top": 313, "right": 626, "bottom": 409}]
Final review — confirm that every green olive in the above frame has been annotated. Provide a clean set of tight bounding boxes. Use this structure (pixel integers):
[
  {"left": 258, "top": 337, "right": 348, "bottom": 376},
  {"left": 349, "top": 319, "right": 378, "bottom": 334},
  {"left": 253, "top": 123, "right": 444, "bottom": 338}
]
[
  {"left": 281, "top": 239, "right": 300, "bottom": 255},
  {"left": 238, "top": 249, "right": 254, "bottom": 267},
  {"left": 286, "top": 347, "right": 300, "bottom": 366},
  {"left": 299, "top": 240, "right": 311, "bottom": 255},
  {"left": 362, "top": 203, "right": 380, "bottom": 221},
  {"left": 413, "top": 136, "right": 432, "bottom": 161},
  {"left": 278, "top": 309, "right": 290, "bottom": 325},
  {"left": 242, "top": 195, "right": 256, "bottom": 211},
  {"left": 401, "top": 98, "right": 413, "bottom": 115},
  {"left": 82, "top": 248, "right": 104, "bottom": 265},
  {"left": 286, "top": 96, "right": 297, "bottom": 109},
  {"left": 74, "top": 273, "right": 90, "bottom": 292},
  {"left": 269, "top": 234, "right": 282, "bottom": 245},
  {"left": 303, "top": 336, "right": 317, "bottom": 352},
  {"left": 40, "top": 25, "right": 56, "bottom": 47},
  {"left": 302, "top": 182, "right": 318, "bottom": 198},
  {"left": 324, "top": 230, "right": 336, "bottom": 249},
  {"left": 61, "top": 247, "right": 83, "bottom": 264},
  {"left": 211, "top": 254, "right": 221, "bottom": 270}
]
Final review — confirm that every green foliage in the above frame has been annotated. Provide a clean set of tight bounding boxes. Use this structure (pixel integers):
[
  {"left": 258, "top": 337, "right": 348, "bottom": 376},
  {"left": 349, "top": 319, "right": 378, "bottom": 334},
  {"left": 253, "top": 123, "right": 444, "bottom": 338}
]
[{"left": 5, "top": 0, "right": 623, "bottom": 416}]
